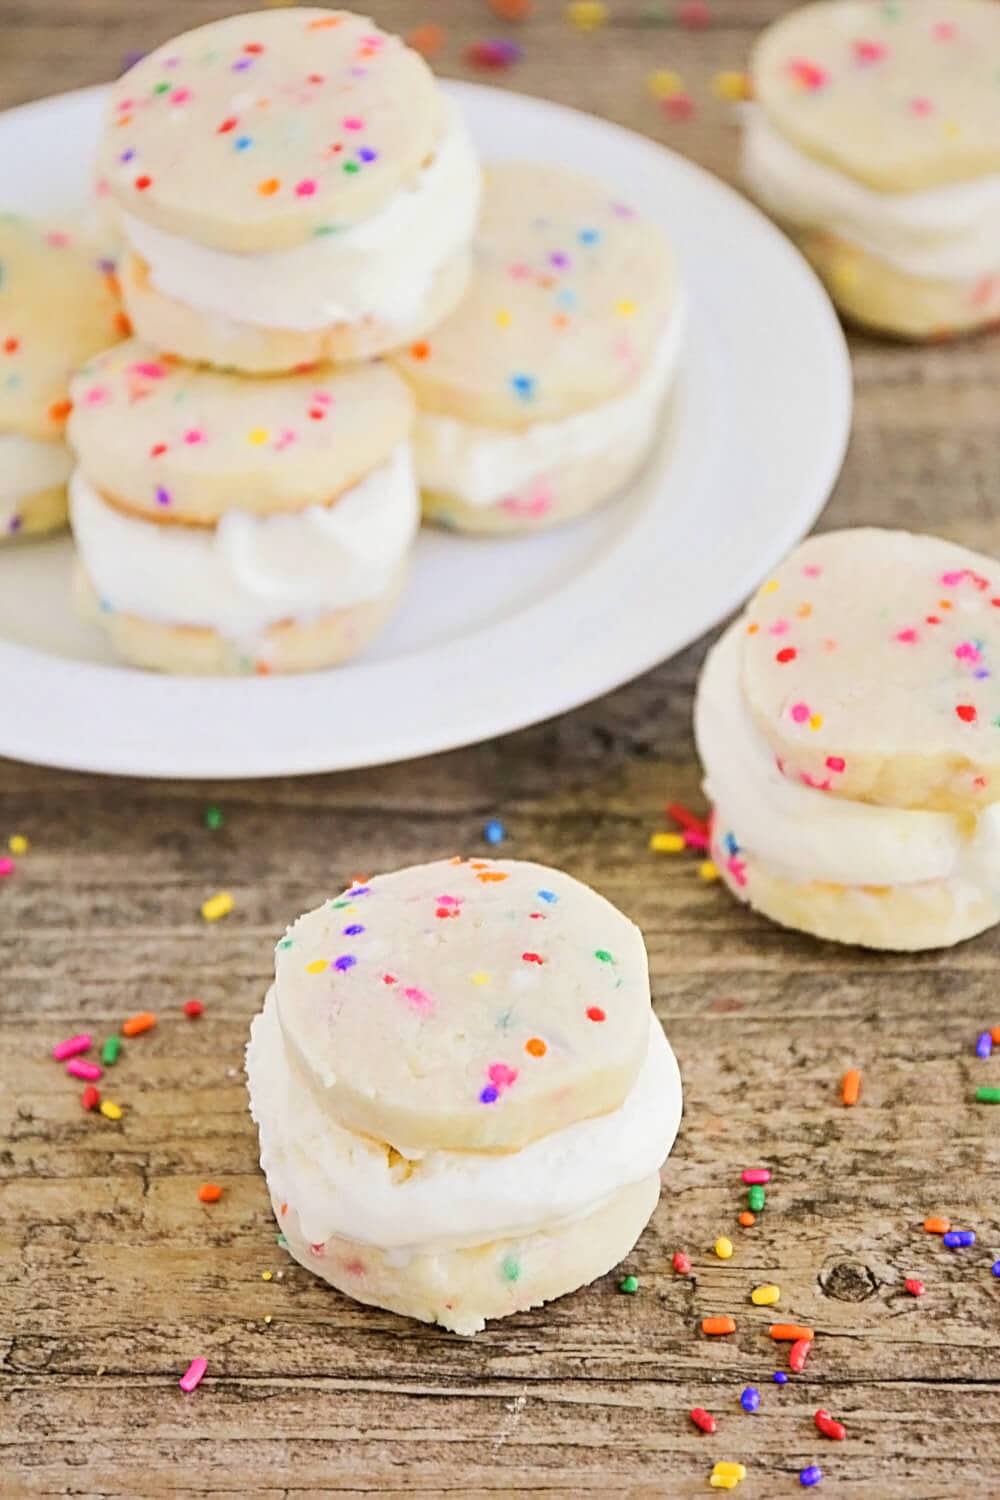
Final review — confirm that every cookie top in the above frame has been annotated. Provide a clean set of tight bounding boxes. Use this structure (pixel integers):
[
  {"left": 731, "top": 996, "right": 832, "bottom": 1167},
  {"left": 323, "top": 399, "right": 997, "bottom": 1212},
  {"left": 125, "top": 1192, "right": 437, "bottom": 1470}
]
[
  {"left": 0, "top": 216, "right": 125, "bottom": 442},
  {"left": 740, "top": 528, "right": 1000, "bottom": 813},
  {"left": 752, "top": 0, "right": 1000, "bottom": 193},
  {"left": 271, "top": 858, "right": 652, "bottom": 1152},
  {"left": 67, "top": 339, "right": 413, "bottom": 524},
  {"left": 98, "top": 9, "right": 442, "bottom": 253},
  {"left": 392, "top": 163, "right": 678, "bottom": 428}
]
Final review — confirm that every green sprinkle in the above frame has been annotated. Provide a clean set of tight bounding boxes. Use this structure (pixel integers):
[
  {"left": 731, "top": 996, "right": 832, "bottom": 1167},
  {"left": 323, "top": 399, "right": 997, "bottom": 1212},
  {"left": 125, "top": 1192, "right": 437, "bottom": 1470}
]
[
  {"left": 313, "top": 223, "right": 343, "bottom": 236},
  {"left": 203, "top": 804, "right": 224, "bottom": 831},
  {"left": 153, "top": 81, "right": 170, "bottom": 93},
  {"left": 343, "top": 160, "right": 360, "bottom": 174},
  {"left": 501, "top": 1255, "right": 521, "bottom": 1282},
  {"left": 619, "top": 1274, "right": 639, "bottom": 1294},
  {"left": 748, "top": 1184, "right": 766, "bottom": 1212},
  {"left": 594, "top": 949, "right": 614, "bottom": 963},
  {"left": 277, "top": 938, "right": 293, "bottom": 950},
  {"left": 976, "top": 1086, "right": 1000, "bottom": 1104},
  {"left": 101, "top": 1035, "right": 121, "bottom": 1067},
  {"left": 276, "top": 1233, "right": 288, "bottom": 1247}
]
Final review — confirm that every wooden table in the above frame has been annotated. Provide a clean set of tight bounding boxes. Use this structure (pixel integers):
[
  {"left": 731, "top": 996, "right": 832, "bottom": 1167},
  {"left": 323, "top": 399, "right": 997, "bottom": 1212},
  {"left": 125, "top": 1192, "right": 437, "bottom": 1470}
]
[{"left": 3, "top": 3, "right": 999, "bottom": 1495}]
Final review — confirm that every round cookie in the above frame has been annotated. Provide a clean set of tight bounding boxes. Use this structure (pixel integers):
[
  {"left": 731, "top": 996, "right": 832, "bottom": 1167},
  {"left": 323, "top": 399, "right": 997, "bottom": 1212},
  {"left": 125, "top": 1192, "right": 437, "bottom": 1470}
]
[
  {"left": 392, "top": 162, "right": 682, "bottom": 532},
  {"left": 741, "top": 528, "right": 1000, "bottom": 812},
  {"left": 271, "top": 858, "right": 652, "bottom": 1151},
  {"left": 100, "top": 9, "right": 481, "bottom": 370},
  {"left": 67, "top": 341, "right": 418, "bottom": 674},
  {"left": 0, "top": 216, "right": 126, "bottom": 540},
  {"left": 745, "top": 0, "right": 1000, "bottom": 339}
]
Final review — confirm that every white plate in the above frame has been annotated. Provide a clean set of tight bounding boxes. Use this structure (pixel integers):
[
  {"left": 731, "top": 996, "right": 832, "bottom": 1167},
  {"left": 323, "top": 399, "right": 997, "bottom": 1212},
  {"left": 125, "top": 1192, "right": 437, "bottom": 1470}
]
[{"left": 0, "top": 82, "right": 850, "bottom": 779}]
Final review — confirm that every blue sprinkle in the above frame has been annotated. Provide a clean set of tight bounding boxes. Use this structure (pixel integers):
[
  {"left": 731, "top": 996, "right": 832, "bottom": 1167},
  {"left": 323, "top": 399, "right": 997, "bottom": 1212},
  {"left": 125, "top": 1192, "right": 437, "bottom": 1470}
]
[
  {"left": 724, "top": 832, "right": 740, "bottom": 856},
  {"left": 773, "top": 1371, "right": 788, "bottom": 1385},
  {"left": 480, "top": 1084, "right": 499, "bottom": 1104},
  {"left": 556, "top": 288, "right": 577, "bottom": 310},
  {"left": 943, "top": 1230, "right": 976, "bottom": 1248},
  {"left": 510, "top": 372, "right": 536, "bottom": 401},
  {"left": 347, "top": 885, "right": 370, "bottom": 897},
  {"left": 234, "top": 135, "right": 253, "bottom": 151},
  {"left": 537, "top": 890, "right": 558, "bottom": 903},
  {"left": 342, "top": 924, "right": 364, "bottom": 936},
  {"left": 358, "top": 146, "right": 377, "bottom": 162},
  {"left": 578, "top": 227, "right": 601, "bottom": 244},
  {"left": 484, "top": 819, "right": 506, "bottom": 845},
  {"left": 740, "top": 1387, "right": 761, "bottom": 1413},
  {"left": 976, "top": 1031, "right": 993, "bottom": 1059},
  {"left": 333, "top": 954, "right": 357, "bottom": 972},
  {"left": 992, "top": 1260, "right": 1000, "bottom": 1277},
  {"left": 799, "top": 1466, "right": 823, "bottom": 1488}
]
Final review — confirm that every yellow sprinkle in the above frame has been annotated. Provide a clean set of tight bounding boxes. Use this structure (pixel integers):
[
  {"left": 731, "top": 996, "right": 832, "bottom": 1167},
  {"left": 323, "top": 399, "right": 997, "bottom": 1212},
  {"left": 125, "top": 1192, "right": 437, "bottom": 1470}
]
[
  {"left": 761, "top": 579, "right": 779, "bottom": 594},
  {"left": 201, "top": 891, "right": 234, "bottom": 922},
  {"left": 830, "top": 255, "right": 861, "bottom": 293},
  {"left": 247, "top": 428, "right": 270, "bottom": 446},
  {"left": 647, "top": 69, "right": 683, "bottom": 100},
  {"left": 305, "top": 959, "right": 327, "bottom": 974},
  {"left": 99, "top": 1100, "right": 122, "bottom": 1121},
  {"left": 8, "top": 834, "right": 28, "bottom": 855},
  {"left": 751, "top": 1283, "right": 781, "bottom": 1306},
  {"left": 808, "top": 714, "right": 823, "bottom": 731},
  {"left": 470, "top": 970, "right": 490, "bottom": 986},
  {"left": 712, "top": 70, "right": 750, "bottom": 101},
  {"left": 714, "top": 1236, "right": 734, "bottom": 1260},
  {"left": 261, "top": 1271, "right": 273, "bottom": 1281},
  {"left": 797, "top": 602, "right": 813, "bottom": 618},
  {"left": 566, "top": 0, "right": 608, "bottom": 30},
  {"left": 710, "top": 1464, "right": 747, "bottom": 1491},
  {"left": 615, "top": 298, "right": 637, "bottom": 317},
  {"left": 942, "top": 119, "right": 961, "bottom": 140},
  {"left": 494, "top": 309, "right": 513, "bottom": 327},
  {"left": 264, "top": 1314, "right": 273, "bottom": 1324},
  {"left": 649, "top": 831, "right": 685, "bottom": 853},
  {"left": 698, "top": 861, "right": 720, "bottom": 882}
]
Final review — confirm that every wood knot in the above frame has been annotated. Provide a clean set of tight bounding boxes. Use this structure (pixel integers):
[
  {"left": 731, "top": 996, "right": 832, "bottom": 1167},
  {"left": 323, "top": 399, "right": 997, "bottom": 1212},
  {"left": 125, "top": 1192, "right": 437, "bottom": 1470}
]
[{"left": 819, "top": 1259, "right": 879, "bottom": 1302}]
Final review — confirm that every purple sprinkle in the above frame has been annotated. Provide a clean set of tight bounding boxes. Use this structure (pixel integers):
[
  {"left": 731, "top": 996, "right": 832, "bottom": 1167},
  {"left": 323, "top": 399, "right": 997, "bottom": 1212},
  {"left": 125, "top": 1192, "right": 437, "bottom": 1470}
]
[
  {"left": 350, "top": 66, "right": 368, "bottom": 77},
  {"left": 347, "top": 885, "right": 370, "bottom": 897},
  {"left": 610, "top": 200, "right": 636, "bottom": 218},
  {"left": 358, "top": 146, "right": 377, "bottom": 163},
  {"left": 155, "top": 486, "right": 170, "bottom": 506},
  {"left": 479, "top": 1085, "right": 499, "bottom": 1104},
  {"left": 333, "top": 955, "right": 357, "bottom": 972},
  {"left": 7, "top": 515, "right": 23, "bottom": 534},
  {"left": 97, "top": 257, "right": 117, "bottom": 274},
  {"left": 232, "top": 57, "right": 253, "bottom": 71},
  {"left": 120, "top": 49, "right": 146, "bottom": 71},
  {"left": 549, "top": 251, "right": 570, "bottom": 269},
  {"left": 976, "top": 1031, "right": 993, "bottom": 1059},
  {"left": 119, "top": 148, "right": 136, "bottom": 163},
  {"left": 343, "top": 924, "right": 364, "bottom": 936}
]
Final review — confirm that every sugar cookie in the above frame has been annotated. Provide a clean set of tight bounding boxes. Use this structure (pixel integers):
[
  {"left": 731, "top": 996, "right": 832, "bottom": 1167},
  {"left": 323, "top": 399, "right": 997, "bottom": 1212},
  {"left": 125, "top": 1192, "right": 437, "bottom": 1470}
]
[
  {"left": 744, "top": 0, "right": 1000, "bottom": 339},
  {"left": 393, "top": 163, "right": 682, "bottom": 532}
]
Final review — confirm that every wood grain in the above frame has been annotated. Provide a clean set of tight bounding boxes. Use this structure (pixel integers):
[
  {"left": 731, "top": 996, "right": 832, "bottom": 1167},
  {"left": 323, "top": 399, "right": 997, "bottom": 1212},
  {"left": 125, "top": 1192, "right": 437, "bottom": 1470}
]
[{"left": 2, "top": 2, "right": 1000, "bottom": 1496}]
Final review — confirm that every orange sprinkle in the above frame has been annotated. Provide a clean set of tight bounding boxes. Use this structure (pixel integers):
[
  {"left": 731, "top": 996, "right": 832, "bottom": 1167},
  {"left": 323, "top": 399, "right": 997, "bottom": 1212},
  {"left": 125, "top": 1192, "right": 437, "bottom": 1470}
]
[
  {"left": 308, "top": 14, "right": 342, "bottom": 26},
  {"left": 258, "top": 177, "right": 280, "bottom": 196},
  {"left": 48, "top": 398, "right": 73, "bottom": 423},
  {"left": 490, "top": 0, "right": 533, "bottom": 17},
  {"left": 923, "top": 1215, "right": 951, "bottom": 1234},
  {"left": 769, "top": 1323, "right": 815, "bottom": 1341},
  {"left": 991, "top": 1026, "right": 1000, "bottom": 1045},
  {"left": 198, "top": 1183, "right": 222, "bottom": 1203},
  {"left": 525, "top": 1037, "right": 547, "bottom": 1057},
  {"left": 409, "top": 340, "right": 431, "bottom": 360},
  {"left": 738, "top": 1211, "right": 755, "bottom": 1227},
  {"left": 476, "top": 871, "right": 509, "bottom": 883},
  {"left": 405, "top": 22, "right": 446, "bottom": 57},
  {"left": 841, "top": 1068, "right": 861, "bottom": 1106},
  {"left": 122, "top": 1011, "right": 156, "bottom": 1037},
  {"left": 702, "top": 1316, "right": 736, "bottom": 1336}
]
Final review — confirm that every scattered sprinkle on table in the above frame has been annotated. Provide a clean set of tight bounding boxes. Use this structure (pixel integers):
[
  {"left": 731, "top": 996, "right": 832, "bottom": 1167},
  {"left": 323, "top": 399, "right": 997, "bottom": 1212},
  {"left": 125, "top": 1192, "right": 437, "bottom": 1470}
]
[
  {"left": 841, "top": 1068, "right": 861, "bottom": 1106},
  {"left": 647, "top": 68, "right": 683, "bottom": 99},
  {"left": 0, "top": 857, "right": 15, "bottom": 878},
  {"left": 405, "top": 22, "right": 446, "bottom": 57},
  {"left": 747, "top": 1184, "right": 766, "bottom": 1212},
  {"left": 101, "top": 1035, "right": 121, "bottom": 1066},
  {"left": 703, "top": 1316, "right": 737, "bottom": 1336},
  {"left": 815, "top": 1409, "right": 846, "bottom": 1441},
  {"left": 738, "top": 1211, "right": 755, "bottom": 1227},
  {"left": 203, "top": 804, "right": 225, "bottom": 830},
  {"left": 992, "top": 1261, "right": 1000, "bottom": 1278},
  {"left": 740, "top": 1387, "right": 760, "bottom": 1413},
  {"left": 742, "top": 1168, "right": 770, "bottom": 1185},
  {"left": 975, "top": 1031, "right": 993, "bottom": 1059},
  {"left": 773, "top": 1371, "right": 788, "bottom": 1385},
  {"left": 673, "top": 1250, "right": 691, "bottom": 1273},
  {"left": 122, "top": 1011, "right": 156, "bottom": 1038},
  {"left": 924, "top": 1216, "right": 951, "bottom": 1234},
  {"left": 649, "top": 831, "right": 685, "bottom": 852},
  {"left": 7, "top": 834, "right": 28, "bottom": 854},
  {"left": 619, "top": 1274, "right": 639, "bottom": 1294},
  {"left": 770, "top": 1323, "right": 814, "bottom": 1341},
  {"left": 975, "top": 1086, "right": 1000, "bottom": 1104},
  {"left": 198, "top": 1183, "right": 223, "bottom": 1203},
  {"left": 99, "top": 1100, "right": 122, "bottom": 1121},
  {"left": 566, "top": 0, "right": 608, "bottom": 28},
  {"left": 789, "top": 1338, "right": 812, "bottom": 1373},
  {"left": 67, "top": 1058, "right": 101, "bottom": 1081},
  {"left": 799, "top": 1466, "right": 823, "bottom": 1488},
  {"left": 179, "top": 1357, "right": 207, "bottom": 1393},
  {"left": 81, "top": 1085, "right": 100, "bottom": 1111},
  {"left": 201, "top": 891, "right": 234, "bottom": 922},
  {"left": 690, "top": 1407, "right": 716, "bottom": 1433},
  {"left": 698, "top": 860, "right": 719, "bottom": 881},
  {"left": 490, "top": 0, "right": 534, "bottom": 17},
  {"left": 715, "top": 1236, "right": 734, "bottom": 1259},
  {"left": 261, "top": 1270, "right": 273, "bottom": 1281},
  {"left": 943, "top": 1230, "right": 976, "bottom": 1248},
  {"left": 484, "top": 818, "right": 506, "bottom": 845},
  {"left": 52, "top": 1033, "right": 92, "bottom": 1061},
  {"left": 751, "top": 1284, "right": 780, "bottom": 1306},
  {"left": 905, "top": 1277, "right": 925, "bottom": 1297},
  {"left": 709, "top": 1462, "right": 746, "bottom": 1490},
  {"left": 183, "top": 999, "right": 204, "bottom": 1019},
  {"left": 712, "top": 70, "right": 750, "bottom": 101}
]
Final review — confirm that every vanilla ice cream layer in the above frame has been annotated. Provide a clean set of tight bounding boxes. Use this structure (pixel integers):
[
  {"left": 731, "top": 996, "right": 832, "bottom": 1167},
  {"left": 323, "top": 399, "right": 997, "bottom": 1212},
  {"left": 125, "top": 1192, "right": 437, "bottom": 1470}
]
[
  {"left": 247, "top": 996, "right": 682, "bottom": 1255},
  {"left": 0, "top": 434, "right": 73, "bottom": 529},
  {"left": 412, "top": 298, "right": 684, "bottom": 508},
  {"left": 118, "top": 104, "right": 480, "bottom": 332},
  {"left": 742, "top": 105, "right": 1000, "bottom": 283},
  {"left": 69, "top": 444, "right": 417, "bottom": 638},
  {"left": 697, "top": 621, "right": 1000, "bottom": 889}
]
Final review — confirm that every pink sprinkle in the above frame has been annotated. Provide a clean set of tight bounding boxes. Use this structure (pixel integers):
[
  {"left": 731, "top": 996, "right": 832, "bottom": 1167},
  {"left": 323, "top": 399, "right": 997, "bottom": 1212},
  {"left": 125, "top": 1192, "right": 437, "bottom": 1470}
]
[
  {"left": 488, "top": 1062, "right": 519, "bottom": 1090},
  {"left": 45, "top": 229, "right": 70, "bottom": 247},
  {"left": 403, "top": 985, "right": 432, "bottom": 1013},
  {"left": 170, "top": 87, "right": 192, "bottom": 104},
  {"left": 676, "top": 0, "right": 710, "bottom": 29},
  {"left": 436, "top": 894, "right": 462, "bottom": 907},
  {"left": 910, "top": 96, "right": 934, "bottom": 116},
  {"left": 790, "top": 702, "right": 810, "bottom": 724},
  {"left": 727, "top": 854, "right": 748, "bottom": 889},
  {"left": 742, "top": 1168, "right": 771, "bottom": 1184},
  {"left": 802, "top": 564, "right": 822, "bottom": 577},
  {"left": 83, "top": 386, "right": 109, "bottom": 406},
  {"left": 131, "top": 361, "right": 167, "bottom": 380},
  {"left": 853, "top": 38, "right": 887, "bottom": 63},
  {"left": 940, "top": 570, "right": 964, "bottom": 587},
  {"left": 343, "top": 116, "right": 363, "bottom": 130},
  {"left": 769, "top": 619, "right": 790, "bottom": 635},
  {"left": 179, "top": 1357, "right": 207, "bottom": 1393},
  {"left": 309, "top": 1242, "right": 326, "bottom": 1255},
  {"left": 184, "top": 429, "right": 204, "bottom": 445},
  {"left": 683, "top": 828, "right": 709, "bottom": 850},
  {"left": 932, "top": 20, "right": 956, "bottom": 40},
  {"left": 67, "top": 1058, "right": 102, "bottom": 1081},
  {"left": 896, "top": 628, "right": 919, "bottom": 644},
  {"left": 825, "top": 756, "right": 846, "bottom": 773},
  {"left": 956, "top": 642, "right": 981, "bottom": 663},
  {"left": 788, "top": 58, "right": 828, "bottom": 90},
  {"left": 662, "top": 92, "right": 695, "bottom": 121},
  {"left": 295, "top": 179, "right": 317, "bottom": 197},
  {"left": 53, "top": 1033, "right": 93, "bottom": 1061},
  {"left": 800, "top": 772, "right": 832, "bottom": 791}
]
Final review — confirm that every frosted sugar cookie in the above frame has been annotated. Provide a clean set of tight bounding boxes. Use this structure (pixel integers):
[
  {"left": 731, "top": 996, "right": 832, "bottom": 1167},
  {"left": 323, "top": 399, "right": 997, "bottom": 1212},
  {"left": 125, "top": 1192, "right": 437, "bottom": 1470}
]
[
  {"left": 743, "top": 0, "right": 1000, "bottom": 339},
  {"left": 246, "top": 858, "right": 683, "bottom": 1332},
  {"left": 66, "top": 340, "right": 417, "bottom": 674},
  {"left": 0, "top": 217, "right": 125, "bottom": 541},
  {"left": 99, "top": 9, "right": 481, "bottom": 371},
  {"left": 392, "top": 163, "right": 682, "bottom": 533},
  {"left": 695, "top": 529, "right": 1000, "bottom": 950}
]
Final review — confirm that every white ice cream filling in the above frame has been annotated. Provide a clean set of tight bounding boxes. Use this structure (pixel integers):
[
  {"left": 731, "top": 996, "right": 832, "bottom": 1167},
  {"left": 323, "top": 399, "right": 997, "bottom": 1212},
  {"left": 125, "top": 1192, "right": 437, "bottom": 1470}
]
[
  {"left": 247, "top": 994, "right": 683, "bottom": 1255},
  {"left": 696, "top": 620, "right": 1000, "bottom": 891},
  {"left": 0, "top": 434, "right": 73, "bottom": 529},
  {"left": 412, "top": 298, "right": 684, "bottom": 508},
  {"left": 119, "top": 103, "right": 481, "bottom": 332},
  {"left": 742, "top": 104, "right": 1000, "bottom": 283},
  {"left": 69, "top": 444, "right": 417, "bottom": 640}
]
